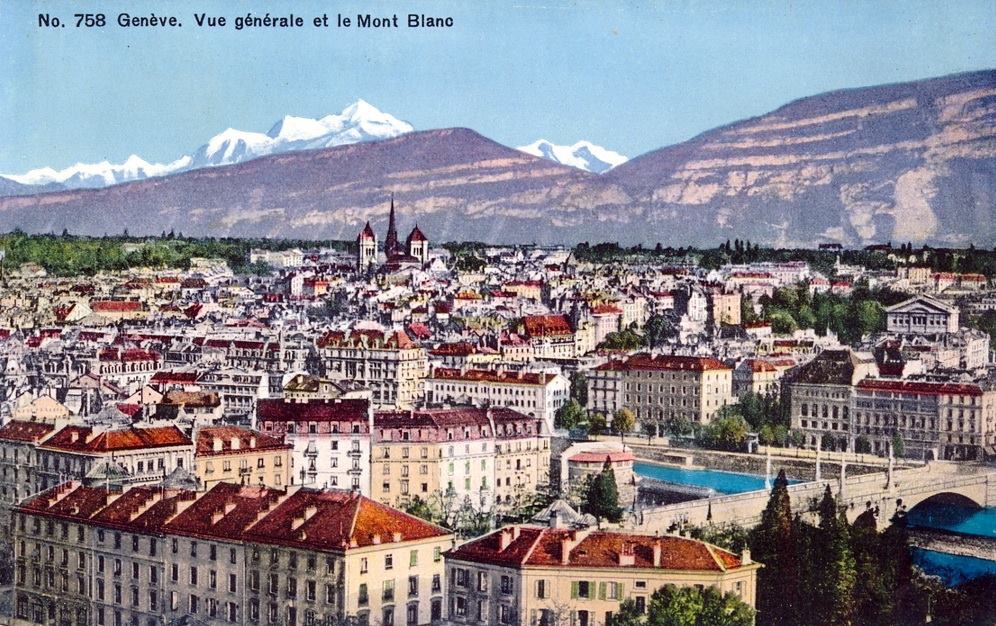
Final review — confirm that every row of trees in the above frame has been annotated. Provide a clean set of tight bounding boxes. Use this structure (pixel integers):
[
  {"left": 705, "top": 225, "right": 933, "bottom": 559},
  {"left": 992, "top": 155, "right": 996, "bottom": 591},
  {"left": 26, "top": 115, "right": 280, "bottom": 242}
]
[
  {"left": 0, "top": 230, "right": 348, "bottom": 276},
  {"left": 752, "top": 471, "right": 996, "bottom": 626}
]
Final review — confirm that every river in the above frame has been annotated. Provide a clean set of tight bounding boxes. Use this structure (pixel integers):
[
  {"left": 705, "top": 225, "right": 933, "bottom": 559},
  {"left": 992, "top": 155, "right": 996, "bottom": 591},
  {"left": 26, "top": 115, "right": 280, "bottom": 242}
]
[
  {"left": 907, "top": 502, "right": 996, "bottom": 585},
  {"left": 633, "top": 461, "right": 797, "bottom": 495}
]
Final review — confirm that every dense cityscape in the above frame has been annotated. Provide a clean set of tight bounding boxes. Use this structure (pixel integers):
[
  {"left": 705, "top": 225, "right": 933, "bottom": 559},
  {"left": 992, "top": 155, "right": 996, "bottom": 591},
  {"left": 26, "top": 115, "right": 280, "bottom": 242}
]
[{"left": 0, "top": 204, "right": 994, "bottom": 626}]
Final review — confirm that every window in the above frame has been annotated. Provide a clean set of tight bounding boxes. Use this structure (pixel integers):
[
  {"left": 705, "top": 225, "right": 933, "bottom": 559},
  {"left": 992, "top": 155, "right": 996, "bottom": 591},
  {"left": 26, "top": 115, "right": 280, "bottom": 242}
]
[
  {"left": 408, "top": 576, "right": 418, "bottom": 597},
  {"left": 230, "top": 573, "right": 238, "bottom": 593},
  {"left": 358, "top": 584, "right": 368, "bottom": 606},
  {"left": 536, "top": 580, "right": 547, "bottom": 599},
  {"left": 477, "top": 572, "right": 488, "bottom": 592},
  {"left": 360, "top": 558, "right": 368, "bottom": 574},
  {"left": 407, "top": 604, "right": 418, "bottom": 626},
  {"left": 383, "top": 580, "right": 395, "bottom": 602},
  {"left": 190, "top": 595, "right": 200, "bottom": 615},
  {"left": 385, "top": 554, "right": 393, "bottom": 570},
  {"left": 171, "top": 564, "right": 178, "bottom": 582},
  {"left": 228, "top": 602, "right": 238, "bottom": 622},
  {"left": 409, "top": 550, "right": 418, "bottom": 567},
  {"left": 210, "top": 570, "right": 217, "bottom": 589},
  {"left": 306, "top": 580, "right": 316, "bottom": 602},
  {"left": 454, "top": 568, "right": 468, "bottom": 588},
  {"left": 432, "top": 574, "right": 441, "bottom": 593},
  {"left": 433, "top": 547, "right": 441, "bottom": 562},
  {"left": 576, "top": 580, "right": 591, "bottom": 599},
  {"left": 268, "top": 573, "right": 278, "bottom": 595},
  {"left": 190, "top": 567, "right": 198, "bottom": 586},
  {"left": 288, "top": 577, "right": 297, "bottom": 599},
  {"left": 382, "top": 607, "right": 394, "bottom": 626}
]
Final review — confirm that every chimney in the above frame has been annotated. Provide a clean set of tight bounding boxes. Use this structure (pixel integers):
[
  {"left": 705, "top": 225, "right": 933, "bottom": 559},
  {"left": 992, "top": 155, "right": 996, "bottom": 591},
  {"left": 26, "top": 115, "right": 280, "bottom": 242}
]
[
  {"left": 549, "top": 510, "right": 563, "bottom": 529},
  {"left": 212, "top": 438, "right": 222, "bottom": 452},
  {"left": 741, "top": 548, "right": 752, "bottom": 565},
  {"left": 211, "top": 510, "right": 225, "bottom": 525},
  {"left": 249, "top": 436, "right": 257, "bottom": 449},
  {"left": 652, "top": 539, "right": 662, "bottom": 568},
  {"left": 371, "top": 534, "right": 381, "bottom": 545},
  {"left": 498, "top": 528, "right": 513, "bottom": 552},
  {"left": 303, "top": 505, "right": 317, "bottom": 521},
  {"left": 392, "top": 531, "right": 402, "bottom": 543},
  {"left": 231, "top": 437, "right": 241, "bottom": 451},
  {"left": 618, "top": 542, "right": 635, "bottom": 567},
  {"left": 559, "top": 535, "right": 573, "bottom": 565},
  {"left": 291, "top": 516, "right": 306, "bottom": 531},
  {"left": 70, "top": 431, "right": 80, "bottom": 444}
]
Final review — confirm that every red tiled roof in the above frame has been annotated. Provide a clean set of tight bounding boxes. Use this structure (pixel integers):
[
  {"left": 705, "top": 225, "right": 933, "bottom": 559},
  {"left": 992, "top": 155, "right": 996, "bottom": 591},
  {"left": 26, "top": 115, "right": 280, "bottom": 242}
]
[
  {"left": 41, "top": 425, "right": 192, "bottom": 453},
  {"left": 257, "top": 398, "right": 370, "bottom": 423},
  {"left": 317, "top": 329, "right": 416, "bottom": 350},
  {"left": 0, "top": 420, "right": 56, "bottom": 443},
  {"left": 243, "top": 488, "right": 449, "bottom": 550},
  {"left": 449, "top": 528, "right": 746, "bottom": 572},
  {"left": 98, "top": 348, "right": 160, "bottom": 362},
  {"left": 568, "top": 451, "right": 635, "bottom": 463},
  {"left": 429, "top": 368, "right": 556, "bottom": 386},
  {"left": 856, "top": 379, "right": 983, "bottom": 397},
  {"left": 90, "top": 300, "right": 144, "bottom": 313},
  {"left": 195, "top": 427, "right": 290, "bottom": 457},
  {"left": 522, "top": 314, "right": 573, "bottom": 337},
  {"left": 150, "top": 371, "right": 202, "bottom": 384},
  {"left": 596, "top": 353, "right": 729, "bottom": 372}
]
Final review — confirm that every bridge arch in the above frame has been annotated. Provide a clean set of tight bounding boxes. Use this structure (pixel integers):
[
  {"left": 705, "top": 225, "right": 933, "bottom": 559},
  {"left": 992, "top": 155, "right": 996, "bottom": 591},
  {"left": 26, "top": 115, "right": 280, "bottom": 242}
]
[{"left": 904, "top": 490, "right": 985, "bottom": 514}]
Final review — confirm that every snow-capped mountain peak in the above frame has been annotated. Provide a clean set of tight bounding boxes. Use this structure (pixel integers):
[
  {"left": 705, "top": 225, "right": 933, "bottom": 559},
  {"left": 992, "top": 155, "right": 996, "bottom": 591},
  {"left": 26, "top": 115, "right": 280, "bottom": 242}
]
[
  {"left": 5, "top": 100, "right": 415, "bottom": 191},
  {"left": 517, "top": 139, "right": 628, "bottom": 173}
]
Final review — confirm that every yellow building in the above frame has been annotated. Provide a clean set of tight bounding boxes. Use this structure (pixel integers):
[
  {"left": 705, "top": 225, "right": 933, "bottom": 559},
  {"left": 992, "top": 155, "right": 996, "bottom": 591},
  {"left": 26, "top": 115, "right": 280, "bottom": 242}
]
[
  {"left": 194, "top": 426, "right": 292, "bottom": 489},
  {"left": 446, "top": 525, "right": 759, "bottom": 626},
  {"left": 587, "top": 354, "right": 735, "bottom": 432}
]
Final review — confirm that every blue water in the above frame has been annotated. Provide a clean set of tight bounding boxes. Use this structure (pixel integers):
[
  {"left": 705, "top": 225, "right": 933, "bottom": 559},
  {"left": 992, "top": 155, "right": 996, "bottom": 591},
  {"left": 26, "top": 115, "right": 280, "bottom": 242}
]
[
  {"left": 912, "top": 548, "right": 996, "bottom": 586},
  {"left": 633, "top": 461, "right": 797, "bottom": 495},
  {"left": 907, "top": 504, "right": 996, "bottom": 539}
]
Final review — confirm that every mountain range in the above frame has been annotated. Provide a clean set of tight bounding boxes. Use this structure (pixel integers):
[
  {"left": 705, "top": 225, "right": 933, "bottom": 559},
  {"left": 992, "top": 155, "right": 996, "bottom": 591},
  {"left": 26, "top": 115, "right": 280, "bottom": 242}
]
[{"left": 0, "top": 69, "right": 993, "bottom": 246}]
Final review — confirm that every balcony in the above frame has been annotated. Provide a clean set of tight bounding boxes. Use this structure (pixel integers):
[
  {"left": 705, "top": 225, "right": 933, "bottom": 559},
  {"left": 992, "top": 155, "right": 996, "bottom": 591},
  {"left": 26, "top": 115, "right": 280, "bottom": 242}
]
[{"left": 347, "top": 449, "right": 363, "bottom": 459}]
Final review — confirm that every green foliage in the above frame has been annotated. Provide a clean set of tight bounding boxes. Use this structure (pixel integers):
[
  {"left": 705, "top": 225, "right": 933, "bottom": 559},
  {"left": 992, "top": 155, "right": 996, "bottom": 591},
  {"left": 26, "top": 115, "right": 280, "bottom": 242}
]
[
  {"left": 612, "top": 598, "right": 646, "bottom": 626},
  {"left": 688, "top": 522, "right": 751, "bottom": 554},
  {"left": 0, "top": 232, "right": 347, "bottom": 276},
  {"left": 644, "top": 313, "right": 678, "bottom": 347},
  {"left": 555, "top": 399, "right": 587, "bottom": 430},
  {"left": 751, "top": 470, "right": 798, "bottom": 626},
  {"left": 612, "top": 408, "right": 636, "bottom": 436},
  {"left": 587, "top": 413, "right": 607, "bottom": 436},
  {"left": 697, "top": 412, "right": 749, "bottom": 452},
  {"left": 969, "top": 310, "right": 996, "bottom": 351},
  {"left": 645, "top": 584, "right": 754, "bottom": 626},
  {"left": 891, "top": 432, "right": 905, "bottom": 458},
  {"left": 570, "top": 370, "right": 589, "bottom": 406},
  {"left": 757, "top": 283, "right": 889, "bottom": 344},
  {"left": 583, "top": 460, "right": 623, "bottom": 523},
  {"left": 597, "top": 328, "right": 644, "bottom": 350}
]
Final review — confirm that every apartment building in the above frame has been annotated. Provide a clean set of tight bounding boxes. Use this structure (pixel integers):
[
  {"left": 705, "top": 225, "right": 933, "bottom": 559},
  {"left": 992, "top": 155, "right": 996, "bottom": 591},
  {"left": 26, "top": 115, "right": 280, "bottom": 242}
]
[
  {"left": 11, "top": 481, "right": 453, "bottom": 626},
  {"left": 586, "top": 354, "right": 735, "bottom": 431},
  {"left": 786, "top": 349, "right": 879, "bottom": 448},
  {"left": 315, "top": 329, "right": 428, "bottom": 409},
  {"left": 423, "top": 368, "right": 569, "bottom": 431},
  {"left": 851, "top": 379, "right": 996, "bottom": 460},
  {"left": 256, "top": 398, "right": 373, "bottom": 493},
  {"left": 370, "top": 407, "right": 550, "bottom": 512},
  {"left": 194, "top": 426, "right": 292, "bottom": 489},
  {"left": 445, "top": 525, "right": 759, "bottom": 626},
  {"left": 33, "top": 425, "right": 194, "bottom": 494}
]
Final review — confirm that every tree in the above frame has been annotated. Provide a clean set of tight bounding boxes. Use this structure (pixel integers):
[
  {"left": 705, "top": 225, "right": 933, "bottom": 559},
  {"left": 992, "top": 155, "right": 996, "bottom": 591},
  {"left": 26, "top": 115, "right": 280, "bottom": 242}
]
[
  {"left": 587, "top": 412, "right": 607, "bottom": 436},
  {"left": 569, "top": 371, "right": 589, "bottom": 406},
  {"left": 698, "top": 413, "right": 749, "bottom": 451},
  {"left": 612, "top": 598, "right": 646, "bottom": 626},
  {"left": 555, "top": 399, "right": 586, "bottom": 430},
  {"left": 613, "top": 408, "right": 636, "bottom": 441},
  {"left": 645, "top": 584, "right": 754, "bottom": 626},
  {"left": 813, "top": 487, "right": 857, "bottom": 626},
  {"left": 583, "top": 459, "right": 623, "bottom": 523},
  {"left": 750, "top": 469, "right": 799, "bottom": 626},
  {"left": 891, "top": 432, "right": 905, "bottom": 459}
]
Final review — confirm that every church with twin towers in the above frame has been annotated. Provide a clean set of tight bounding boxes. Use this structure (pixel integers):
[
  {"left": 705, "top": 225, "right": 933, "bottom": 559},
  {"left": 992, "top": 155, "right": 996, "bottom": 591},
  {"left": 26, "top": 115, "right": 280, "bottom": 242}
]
[{"left": 356, "top": 195, "right": 429, "bottom": 272}]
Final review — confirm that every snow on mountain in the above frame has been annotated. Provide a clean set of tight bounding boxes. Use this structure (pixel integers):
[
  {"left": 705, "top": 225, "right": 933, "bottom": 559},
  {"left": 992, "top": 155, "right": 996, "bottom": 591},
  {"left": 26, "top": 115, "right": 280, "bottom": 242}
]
[
  {"left": 4, "top": 100, "right": 414, "bottom": 191},
  {"left": 517, "top": 139, "right": 628, "bottom": 174},
  {"left": 6, "top": 154, "right": 192, "bottom": 188}
]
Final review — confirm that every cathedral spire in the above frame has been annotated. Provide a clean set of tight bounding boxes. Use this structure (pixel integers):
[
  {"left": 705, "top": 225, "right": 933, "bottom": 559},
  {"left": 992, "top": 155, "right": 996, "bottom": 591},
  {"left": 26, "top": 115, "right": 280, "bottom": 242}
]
[{"left": 385, "top": 192, "right": 400, "bottom": 258}]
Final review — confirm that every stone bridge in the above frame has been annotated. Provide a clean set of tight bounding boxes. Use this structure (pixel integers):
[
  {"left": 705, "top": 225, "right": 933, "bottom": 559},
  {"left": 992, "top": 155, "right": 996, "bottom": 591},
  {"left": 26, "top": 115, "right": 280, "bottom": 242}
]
[{"left": 627, "top": 461, "right": 996, "bottom": 533}]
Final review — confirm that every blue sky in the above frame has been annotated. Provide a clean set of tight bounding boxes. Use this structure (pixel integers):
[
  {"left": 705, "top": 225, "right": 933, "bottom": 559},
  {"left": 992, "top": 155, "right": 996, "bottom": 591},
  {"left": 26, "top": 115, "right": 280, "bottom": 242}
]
[{"left": 1, "top": 0, "right": 995, "bottom": 173}]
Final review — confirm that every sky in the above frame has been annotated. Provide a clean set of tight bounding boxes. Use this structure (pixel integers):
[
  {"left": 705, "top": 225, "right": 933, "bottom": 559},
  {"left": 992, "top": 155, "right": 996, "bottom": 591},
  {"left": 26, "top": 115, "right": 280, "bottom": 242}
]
[{"left": 1, "top": 0, "right": 995, "bottom": 174}]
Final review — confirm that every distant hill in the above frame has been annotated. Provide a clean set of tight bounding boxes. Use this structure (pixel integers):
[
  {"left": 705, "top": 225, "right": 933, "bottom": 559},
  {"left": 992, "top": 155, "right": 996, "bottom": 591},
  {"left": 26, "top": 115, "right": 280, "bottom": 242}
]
[{"left": 1, "top": 70, "right": 993, "bottom": 246}]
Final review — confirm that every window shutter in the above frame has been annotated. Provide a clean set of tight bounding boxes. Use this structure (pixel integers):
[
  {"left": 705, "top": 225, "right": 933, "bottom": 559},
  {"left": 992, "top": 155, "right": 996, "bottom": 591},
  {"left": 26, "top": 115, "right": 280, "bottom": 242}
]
[
  {"left": 571, "top": 581, "right": 578, "bottom": 599},
  {"left": 598, "top": 582, "right": 606, "bottom": 600}
]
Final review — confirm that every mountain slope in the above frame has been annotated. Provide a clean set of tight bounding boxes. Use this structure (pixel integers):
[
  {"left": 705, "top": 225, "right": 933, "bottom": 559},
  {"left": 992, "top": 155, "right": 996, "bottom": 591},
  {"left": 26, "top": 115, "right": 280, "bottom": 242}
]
[
  {"left": 607, "top": 69, "right": 996, "bottom": 246},
  {"left": 0, "top": 128, "right": 630, "bottom": 243},
  {"left": 1, "top": 70, "right": 993, "bottom": 245}
]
